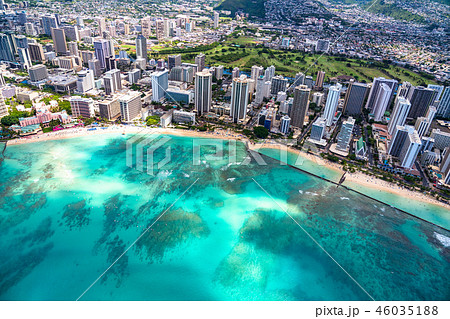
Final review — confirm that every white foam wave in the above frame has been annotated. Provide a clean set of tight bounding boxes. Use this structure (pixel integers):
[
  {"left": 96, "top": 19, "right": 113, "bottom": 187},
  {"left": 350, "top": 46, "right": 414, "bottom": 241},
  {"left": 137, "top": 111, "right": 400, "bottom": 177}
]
[{"left": 434, "top": 232, "right": 450, "bottom": 247}]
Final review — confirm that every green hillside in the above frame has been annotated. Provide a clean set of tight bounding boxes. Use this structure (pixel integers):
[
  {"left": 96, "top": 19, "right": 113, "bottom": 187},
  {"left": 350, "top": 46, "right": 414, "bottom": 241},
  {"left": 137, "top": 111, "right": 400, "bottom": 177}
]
[
  {"left": 365, "top": 0, "right": 426, "bottom": 23},
  {"left": 216, "top": 0, "right": 266, "bottom": 18}
]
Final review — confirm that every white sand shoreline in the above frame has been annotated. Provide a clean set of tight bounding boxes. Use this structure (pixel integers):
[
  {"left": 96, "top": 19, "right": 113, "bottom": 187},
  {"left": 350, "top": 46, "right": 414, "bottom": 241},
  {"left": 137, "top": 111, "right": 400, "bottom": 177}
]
[
  {"left": 252, "top": 143, "right": 449, "bottom": 211},
  {"left": 4, "top": 125, "right": 449, "bottom": 211},
  {"left": 5, "top": 125, "right": 247, "bottom": 146}
]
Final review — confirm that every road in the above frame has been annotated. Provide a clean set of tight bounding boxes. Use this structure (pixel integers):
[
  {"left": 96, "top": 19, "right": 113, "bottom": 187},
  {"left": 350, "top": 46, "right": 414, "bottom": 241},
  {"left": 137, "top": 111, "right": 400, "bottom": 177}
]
[
  {"left": 415, "top": 160, "right": 431, "bottom": 188},
  {"left": 363, "top": 123, "right": 374, "bottom": 165}
]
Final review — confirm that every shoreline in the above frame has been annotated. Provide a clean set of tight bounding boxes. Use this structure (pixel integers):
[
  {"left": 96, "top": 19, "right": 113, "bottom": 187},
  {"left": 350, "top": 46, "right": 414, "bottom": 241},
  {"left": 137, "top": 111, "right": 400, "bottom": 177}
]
[
  {"left": 5, "top": 126, "right": 449, "bottom": 212},
  {"left": 250, "top": 143, "right": 450, "bottom": 211},
  {"left": 5, "top": 125, "right": 247, "bottom": 146}
]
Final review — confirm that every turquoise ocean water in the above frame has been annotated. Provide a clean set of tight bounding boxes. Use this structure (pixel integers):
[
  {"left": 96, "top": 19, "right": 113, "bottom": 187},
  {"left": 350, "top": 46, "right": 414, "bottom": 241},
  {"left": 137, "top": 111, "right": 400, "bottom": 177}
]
[
  {"left": 259, "top": 148, "right": 450, "bottom": 230},
  {"left": 0, "top": 133, "right": 448, "bottom": 301}
]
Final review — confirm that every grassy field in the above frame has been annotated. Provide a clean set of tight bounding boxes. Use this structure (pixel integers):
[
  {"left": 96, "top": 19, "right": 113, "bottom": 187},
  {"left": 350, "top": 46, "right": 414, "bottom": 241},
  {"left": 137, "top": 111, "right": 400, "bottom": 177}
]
[{"left": 125, "top": 41, "right": 435, "bottom": 85}]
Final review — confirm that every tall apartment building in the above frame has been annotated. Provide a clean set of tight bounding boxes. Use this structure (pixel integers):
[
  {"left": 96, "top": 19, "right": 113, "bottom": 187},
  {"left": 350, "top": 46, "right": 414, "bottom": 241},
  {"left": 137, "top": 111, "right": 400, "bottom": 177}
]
[
  {"left": 195, "top": 53, "right": 206, "bottom": 73},
  {"left": 397, "top": 82, "right": 413, "bottom": 99},
  {"left": 407, "top": 86, "right": 437, "bottom": 119},
  {"left": 51, "top": 28, "right": 68, "bottom": 56},
  {"left": 67, "top": 42, "right": 79, "bottom": 57},
  {"left": 70, "top": 97, "right": 95, "bottom": 118},
  {"left": 230, "top": 75, "right": 250, "bottom": 123},
  {"left": 194, "top": 71, "right": 212, "bottom": 116},
  {"left": 28, "top": 43, "right": 45, "bottom": 62},
  {"left": 399, "top": 130, "right": 421, "bottom": 169},
  {"left": 168, "top": 55, "right": 181, "bottom": 70},
  {"left": 343, "top": 80, "right": 368, "bottom": 116},
  {"left": 151, "top": 70, "right": 169, "bottom": 102},
  {"left": 28, "top": 64, "right": 48, "bottom": 82},
  {"left": 290, "top": 85, "right": 311, "bottom": 128},
  {"left": 440, "top": 147, "right": 450, "bottom": 184},
  {"left": 389, "top": 125, "right": 415, "bottom": 157},
  {"left": 62, "top": 25, "right": 80, "bottom": 42},
  {"left": 135, "top": 34, "right": 147, "bottom": 62},
  {"left": 437, "top": 87, "right": 450, "bottom": 119},
  {"left": 365, "top": 77, "right": 397, "bottom": 112},
  {"left": 270, "top": 75, "right": 288, "bottom": 95},
  {"left": 99, "top": 97, "right": 121, "bottom": 120},
  {"left": 0, "top": 95, "right": 9, "bottom": 119},
  {"left": 310, "top": 117, "right": 326, "bottom": 142},
  {"left": 141, "top": 17, "right": 152, "bottom": 37},
  {"left": 119, "top": 92, "right": 142, "bottom": 122},
  {"left": 427, "top": 84, "right": 444, "bottom": 102},
  {"left": 103, "top": 69, "right": 122, "bottom": 95},
  {"left": 430, "top": 129, "right": 450, "bottom": 150},
  {"left": 292, "top": 72, "right": 305, "bottom": 88},
  {"left": 213, "top": 11, "right": 220, "bottom": 28},
  {"left": 388, "top": 97, "right": 411, "bottom": 136},
  {"left": 314, "top": 71, "right": 325, "bottom": 90},
  {"left": 88, "top": 59, "right": 101, "bottom": 78},
  {"left": 93, "top": 39, "right": 111, "bottom": 69},
  {"left": 76, "top": 69, "right": 95, "bottom": 93},
  {"left": 42, "top": 15, "right": 58, "bottom": 36},
  {"left": 264, "top": 65, "right": 275, "bottom": 82},
  {"left": 0, "top": 33, "right": 15, "bottom": 62},
  {"left": 372, "top": 83, "right": 393, "bottom": 122},
  {"left": 280, "top": 115, "right": 291, "bottom": 135},
  {"left": 336, "top": 117, "right": 355, "bottom": 151},
  {"left": 81, "top": 51, "right": 95, "bottom": 65},
  {"left": 215, "top": 65, "right": 224, "bottom": 80},
  {"left": 323, "top": 84, "right": 341, "bottom": 126}
]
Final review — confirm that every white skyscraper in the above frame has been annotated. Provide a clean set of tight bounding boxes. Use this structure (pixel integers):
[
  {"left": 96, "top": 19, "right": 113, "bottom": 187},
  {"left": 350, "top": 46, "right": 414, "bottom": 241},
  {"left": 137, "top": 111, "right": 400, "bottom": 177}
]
[
  {"left": 151, "top": 70, "right": 169, "bottom": 102},
  {"left": 323, "top": 84, "right": 341, "bottom": 126},
  {"left": 437, "top": 87, "right": 450, "bottom": 119},
  {"left": 195, "top": 53, "right": 206, "bottom": 73},
  {"left": 231, "top": 75, "right": 250, "bottom": 123},
  {"left": 365, "top": 77, "right": 397, "bottom": 111},
  {"left": 310, "top": 117, "right": 326, "bottom": 142},
  {"left": 372, "top": 83, "right": 392, "bottom": 122},
  {"left": 136, "top": 34, "right": 147, "bottom": 62},
  {"left": 388, "top": 97, "right": 411, "bottom": 136},
  {"left": 18, "top": 48, "right": 32, "bottom": 69},
  {"left": 104, "top": 69, "right": 122, "bottom": 95},
  {"left": 70, "top": 97, "right": 95, "bottom": 118},
  {"left": 194, "top": 71, "right": 212, "bottom": 116},
  {"left": 232, "top": 67, "right": 240, "bottom": 79},
  {"left": 76, "top": 69, "right": 95, "bottom": 93},
  {"left": 399, "top": 130, "right": 421, "bottom": 169},
  {"left": 213, "top": 11, "right": 220, "bottom": 28},
  {"left": 280, "top": 115, "right": 291, "bottom": 135},
  {"left": 119, "top": 91, "right": 143, "bottom": 122},
  {"left": 415, "top": 106, "right": 437, "bottom": 138},
  {"left": 336, "top": 117, "right": 355, "bottom": 151},
  {"left": 255, "top": 76, "right": 266, "bottom": 105},
  {"left": 250, "top": 65, "right": 264, "bottom": 93},
  {"left": 264, "top": 65, "right": 275, "bottom": 82},
  {"left": 427, "top": 84, "right": 444, "bottom": 102}
]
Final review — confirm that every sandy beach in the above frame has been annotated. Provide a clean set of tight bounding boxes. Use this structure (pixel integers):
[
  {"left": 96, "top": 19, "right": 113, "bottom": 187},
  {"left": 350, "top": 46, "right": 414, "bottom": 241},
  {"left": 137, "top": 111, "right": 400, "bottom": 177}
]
[
  {"left": 6, "top": 125, "right": 246, "bottom": 146},
  {"left": 249, "top": 142, "right": 450, "bottom": 210},
  {"left": 5, "top": 126, "right": 449, "bottom": 211}
]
